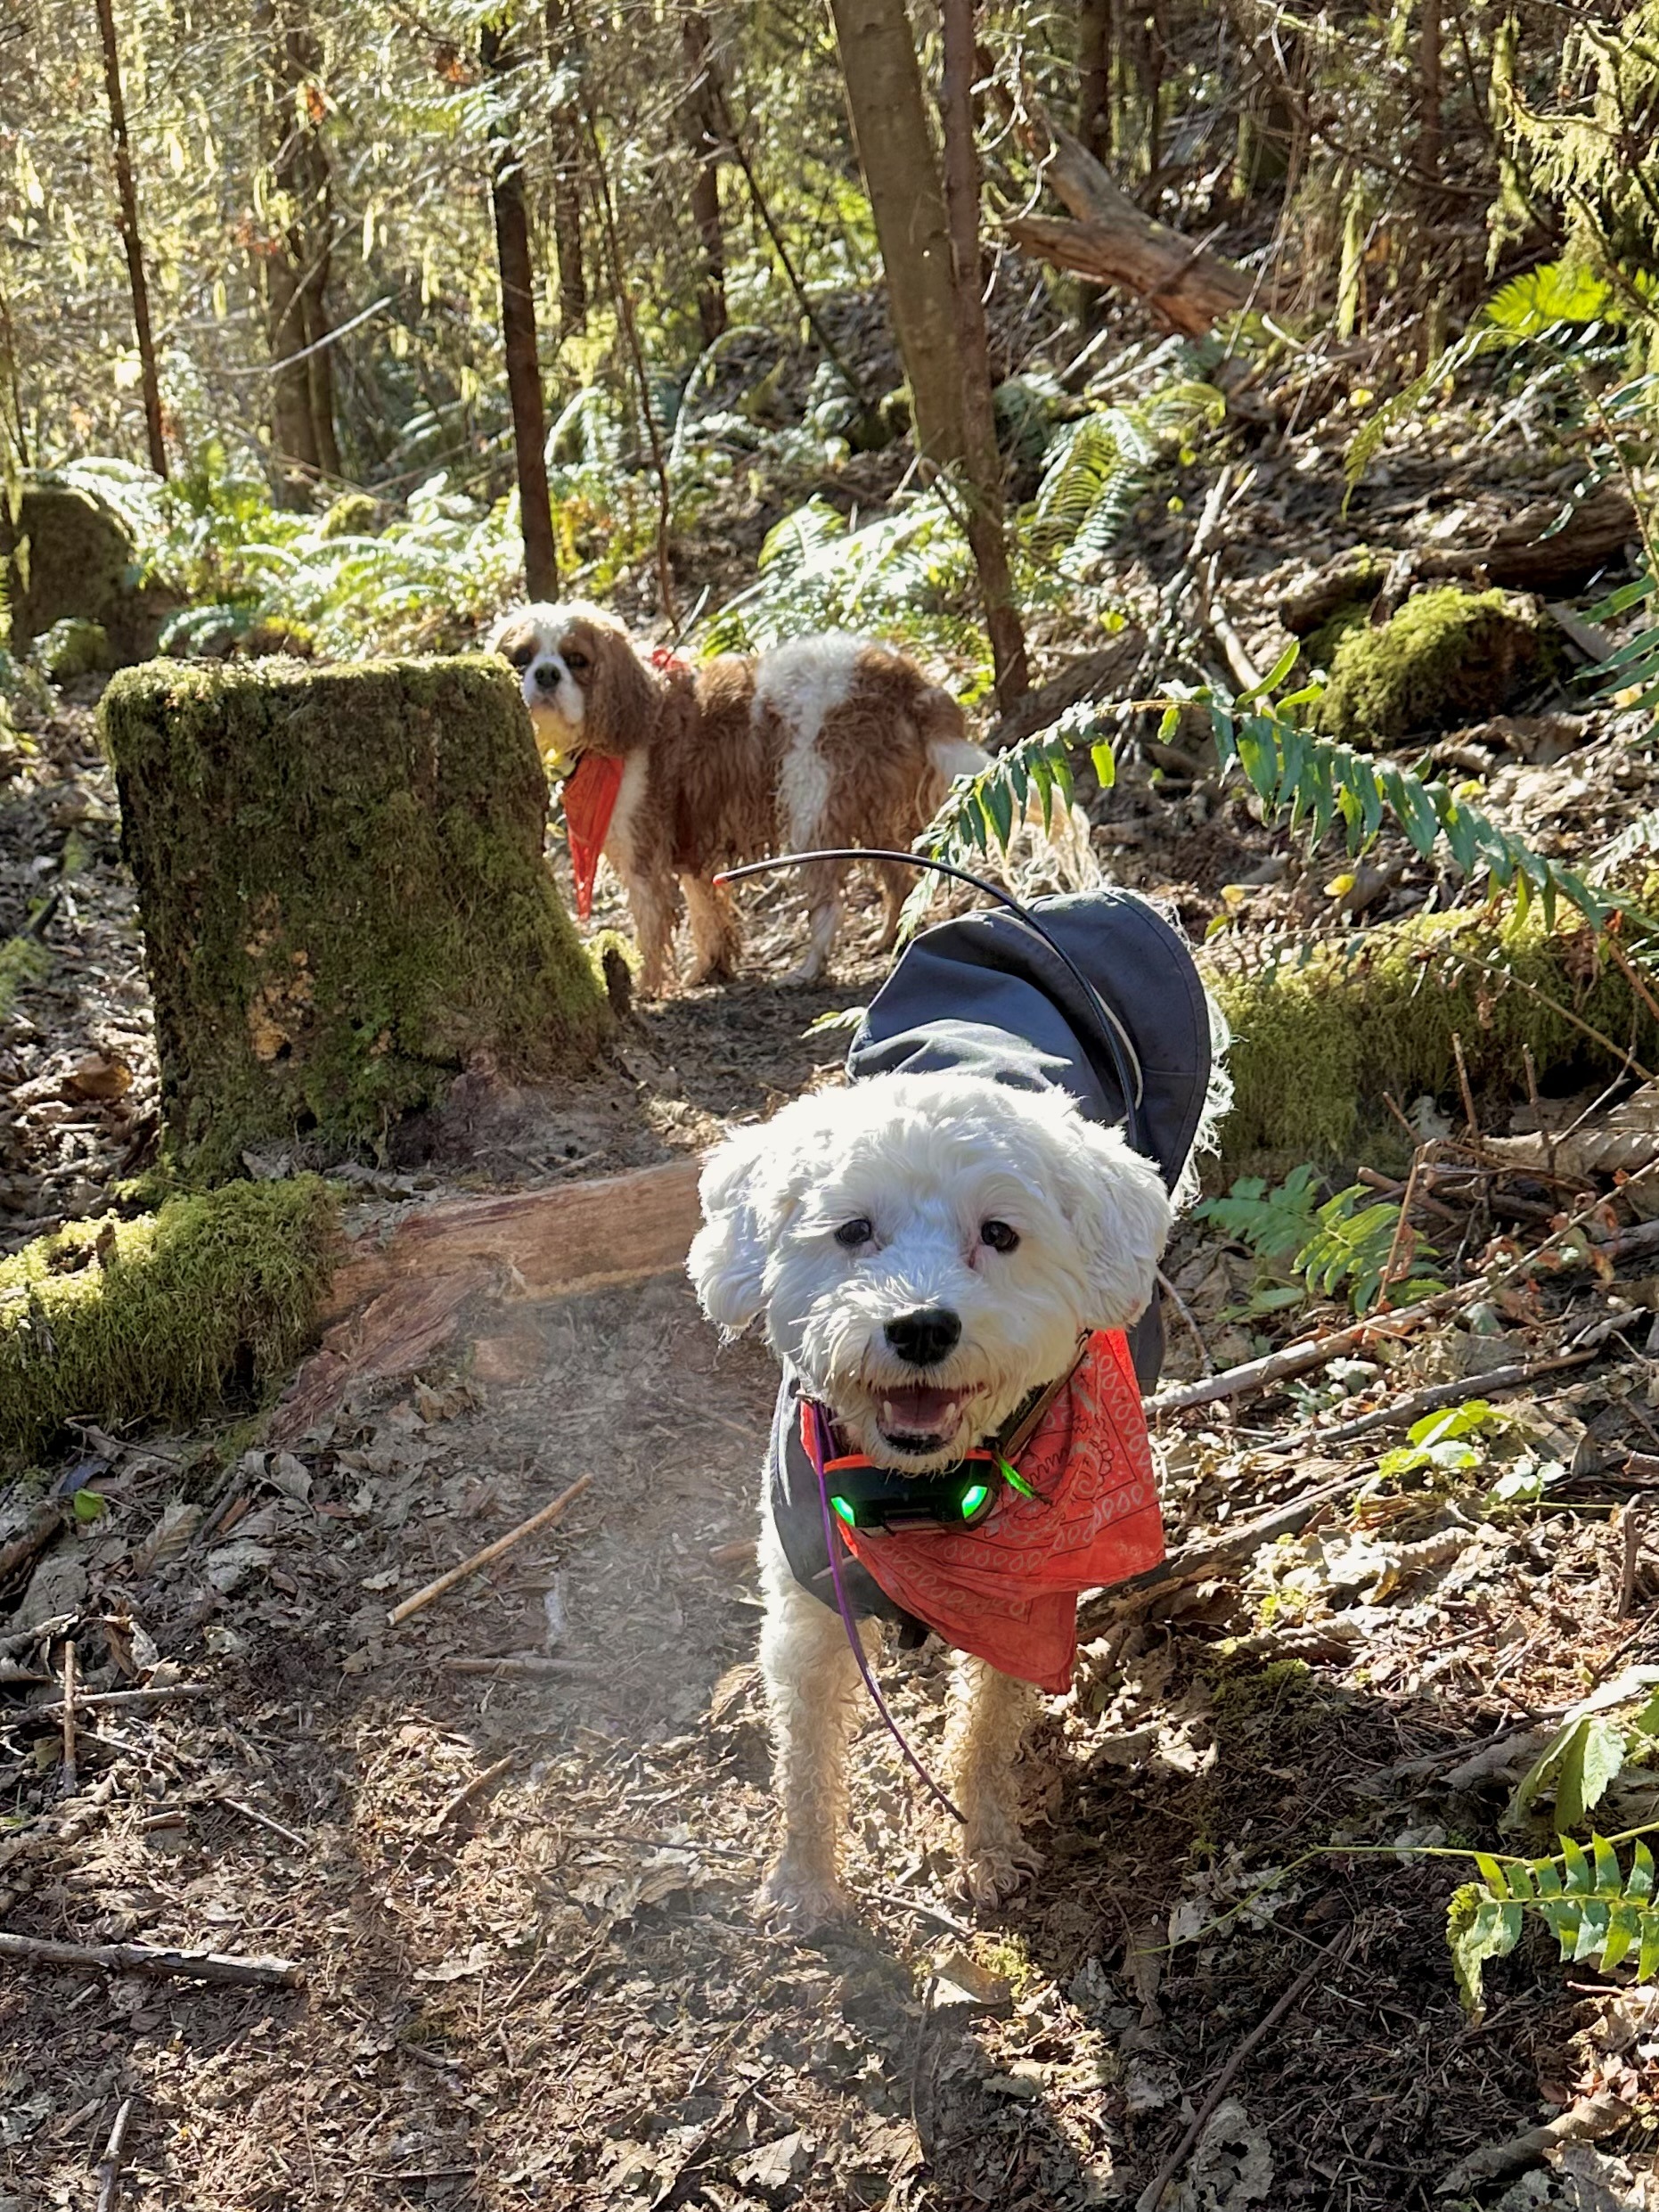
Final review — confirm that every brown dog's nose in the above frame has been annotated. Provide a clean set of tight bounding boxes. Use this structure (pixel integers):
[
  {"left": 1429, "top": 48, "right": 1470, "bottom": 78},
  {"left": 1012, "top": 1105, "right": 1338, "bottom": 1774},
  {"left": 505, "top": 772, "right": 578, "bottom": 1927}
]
[
  {"left": 534, "top": 661, "right": 564, "bottom": 692},
  {"left": 884, "top": 1307, "right": 960, "bottom": 1367}
]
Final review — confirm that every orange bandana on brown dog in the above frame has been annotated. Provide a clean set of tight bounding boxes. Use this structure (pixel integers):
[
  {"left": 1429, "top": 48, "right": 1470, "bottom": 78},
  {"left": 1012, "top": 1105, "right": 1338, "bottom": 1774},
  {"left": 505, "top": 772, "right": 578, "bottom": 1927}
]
[
  {"left": 833, "top": 1329, "right": 1164, "bottom": 1693},
  {"left": 563, "top": 752, "right": 626, "bottom": 921}
]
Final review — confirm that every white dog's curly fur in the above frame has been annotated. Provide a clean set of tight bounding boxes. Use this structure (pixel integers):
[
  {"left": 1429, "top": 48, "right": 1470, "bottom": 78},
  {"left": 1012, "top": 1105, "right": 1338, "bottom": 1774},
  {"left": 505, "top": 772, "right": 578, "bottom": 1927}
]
[{"left": 689, "top": 1072, "right": 1173, "bottom": 1928}]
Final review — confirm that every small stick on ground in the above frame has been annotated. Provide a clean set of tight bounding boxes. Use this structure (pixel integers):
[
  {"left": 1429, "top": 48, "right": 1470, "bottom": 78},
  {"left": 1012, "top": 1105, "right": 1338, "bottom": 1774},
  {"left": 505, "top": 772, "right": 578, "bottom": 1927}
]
[
  {"left": 0, "top": 1930, "right": 305, "bottom": 1987},
  {"left": 1522, "top": 1044, "right": 1556, "bottom": 1178},
  {"left": 1451, "top": 1029, "right": 1481, "bottom": 1141},
  {"left": 1156, "top": 1266, "right": 1213, "bottom": 1378},
  {"left": 444, "top": 1654, "right": 605, "bottom": 1680},
  {"left": 1620, "top": 1503, "right": 1646, "bottom": 1619},
  {"left": 220, "top": 1796, "right": 309, "bottom": 1852},
  {"left": 59, "top": 1638, "right": 78, "bottom": 1798},
  {"left": 388, "top": 1474, "right": 592, "bottom": 1627},
  {"left": 431, "top": 1752, "right": 517, "bottom": 1831},
  {"left": 27, "top": 1684, "right": 213, "bottom": 1719},
  {"left": 95, "top": 2095, "right": 135, "bottom": 2212},
  {"left": 1263, "top": 1346, "right": 1597, "bottom": 1457},
  {"left": 1135, "top": 1934, "right": 1346, "bottom": 2212}
]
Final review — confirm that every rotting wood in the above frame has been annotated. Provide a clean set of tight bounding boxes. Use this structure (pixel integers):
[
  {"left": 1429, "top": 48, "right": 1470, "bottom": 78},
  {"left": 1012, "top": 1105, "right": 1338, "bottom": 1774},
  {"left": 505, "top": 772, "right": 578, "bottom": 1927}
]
[
  {"left": 387, "top": 1474, "right": 593, "bottom": 1627},
  {"left": 1006, "top": 114, "right": 1254, "bottom": 336},
  {"left": 271, "top": 1158, "right": 703, "bottom": 1443},
  {"left": 0, "top": 1929, "right": 305, "bottom": 1987}
]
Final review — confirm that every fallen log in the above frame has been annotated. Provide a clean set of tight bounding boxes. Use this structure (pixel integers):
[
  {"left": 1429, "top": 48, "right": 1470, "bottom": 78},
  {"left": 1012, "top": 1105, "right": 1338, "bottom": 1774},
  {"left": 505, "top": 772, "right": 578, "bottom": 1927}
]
[
  {"left": 270, "top": 1158, "right": 702, "bottom": 1441},
  {"left": 1005, "top": 121, "right": 1254, "bottom": 337}
]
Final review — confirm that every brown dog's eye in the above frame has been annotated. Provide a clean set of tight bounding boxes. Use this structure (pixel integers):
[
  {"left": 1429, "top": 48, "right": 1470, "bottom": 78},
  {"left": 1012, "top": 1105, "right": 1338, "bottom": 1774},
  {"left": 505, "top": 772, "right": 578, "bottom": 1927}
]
[
  {"left": 834, "top": 1217, "right": 872, "bottom": 1249},
  {"left": 564, "top": 651, "right": 588, "bottom": 674},
  {"left": 508, "top": 645, "right": 533, "bottom": 669},
  {"left": 980, "top": 1220, "right": 1019, "bottom": 1253}
]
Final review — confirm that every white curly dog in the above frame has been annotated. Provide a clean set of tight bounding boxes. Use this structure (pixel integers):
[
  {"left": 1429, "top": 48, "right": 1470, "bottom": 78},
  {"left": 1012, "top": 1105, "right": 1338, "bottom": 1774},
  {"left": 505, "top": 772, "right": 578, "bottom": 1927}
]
[{"left": 689, "top": 1071, "right": 1173, "bottom": 1929}]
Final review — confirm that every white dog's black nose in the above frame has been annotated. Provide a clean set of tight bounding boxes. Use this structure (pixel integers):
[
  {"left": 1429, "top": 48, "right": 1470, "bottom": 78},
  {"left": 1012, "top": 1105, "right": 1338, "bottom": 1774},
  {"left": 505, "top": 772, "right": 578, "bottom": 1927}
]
[
  {"left": 533, "top": 661, "right": 564, "bottom": 692},
  {"left": 884, "top": 1307, "right": 960, "bottom": 1366}
]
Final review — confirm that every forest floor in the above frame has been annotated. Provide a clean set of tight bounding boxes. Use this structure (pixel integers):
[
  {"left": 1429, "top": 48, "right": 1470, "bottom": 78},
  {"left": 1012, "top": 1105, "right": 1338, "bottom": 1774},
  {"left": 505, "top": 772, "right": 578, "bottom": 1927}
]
[{"left": 9, "top": 423, "right": 1659, "bottom": 2208}]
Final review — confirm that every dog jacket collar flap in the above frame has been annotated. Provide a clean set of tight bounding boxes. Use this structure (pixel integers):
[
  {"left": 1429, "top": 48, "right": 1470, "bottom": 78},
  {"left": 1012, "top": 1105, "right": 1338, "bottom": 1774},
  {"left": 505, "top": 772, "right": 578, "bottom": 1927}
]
[
  {"left": 562, "top": 752, "right": 626, "bottom": 921},
  {"left": 785, "top": 1330, "right": 1165, "bottom": 1695}
]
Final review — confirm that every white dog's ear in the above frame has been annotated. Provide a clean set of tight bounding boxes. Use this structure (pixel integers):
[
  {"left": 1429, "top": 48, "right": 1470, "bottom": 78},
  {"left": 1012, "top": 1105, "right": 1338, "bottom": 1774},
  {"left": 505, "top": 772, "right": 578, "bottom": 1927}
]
[
  {"left": 688, "top": 1123, "right": 772, "bottom": 1332},
  {"left": 1055, "top": 1119, "right": 1173, "bottom": 1330}
]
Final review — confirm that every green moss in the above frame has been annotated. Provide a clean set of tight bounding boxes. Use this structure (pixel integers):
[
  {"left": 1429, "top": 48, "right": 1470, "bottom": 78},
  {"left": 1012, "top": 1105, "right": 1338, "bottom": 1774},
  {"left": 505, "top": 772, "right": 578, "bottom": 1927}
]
[
  {"left": 317, "top": 492, "right": 380, "bottom": 540},
  {"left": 0, "top": 1177, "right": 338, "bottom": 1472},
  {"left": 33, "top": 617, "right": 114, "bottom": 682},
  {"left": 0, "top": 475, "right": 174, "bottom": 663},
  {"left": 102, "top": 655, "right": 610, "bottom": 1181},
  {"left": 1209, "top": 905, "right": 1659, "bottom": 1168},
  {"left": 1312, "top": 587, "right": 1553, "bottom": 743}
]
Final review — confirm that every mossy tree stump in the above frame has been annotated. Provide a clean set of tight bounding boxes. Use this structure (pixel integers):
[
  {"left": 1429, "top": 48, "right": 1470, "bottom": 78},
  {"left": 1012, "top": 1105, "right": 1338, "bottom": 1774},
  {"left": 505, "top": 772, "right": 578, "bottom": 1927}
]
[{"left": 103, "top": 656, "right": 609, "bottom": 1178}]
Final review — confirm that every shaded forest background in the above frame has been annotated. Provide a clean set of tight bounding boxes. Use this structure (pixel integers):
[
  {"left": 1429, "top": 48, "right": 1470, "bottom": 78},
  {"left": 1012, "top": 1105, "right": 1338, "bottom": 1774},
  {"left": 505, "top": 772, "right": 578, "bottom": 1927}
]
[{"left": 5, "top": 0, "right": 1655, "bottom": 688}]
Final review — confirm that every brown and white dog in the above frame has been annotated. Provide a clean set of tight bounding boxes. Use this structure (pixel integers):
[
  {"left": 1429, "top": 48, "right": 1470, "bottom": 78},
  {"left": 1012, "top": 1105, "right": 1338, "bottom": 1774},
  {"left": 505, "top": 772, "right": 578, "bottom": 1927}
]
[{"left": 489, "top": 602, "right": 987, "bottom": 995}]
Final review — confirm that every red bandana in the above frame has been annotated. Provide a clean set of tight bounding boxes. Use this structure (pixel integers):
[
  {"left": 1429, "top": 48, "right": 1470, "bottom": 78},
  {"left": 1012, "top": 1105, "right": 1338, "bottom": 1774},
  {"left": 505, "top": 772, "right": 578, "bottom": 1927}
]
[
  {"left": 833, "top": 1330, "right": 1165, "bottom": 1692},
  {"left": 649, "top": 644, "right": 691, "bottom": 677},
  {"left": 562, "top": 752, "right": 626, "bottom": 921}
]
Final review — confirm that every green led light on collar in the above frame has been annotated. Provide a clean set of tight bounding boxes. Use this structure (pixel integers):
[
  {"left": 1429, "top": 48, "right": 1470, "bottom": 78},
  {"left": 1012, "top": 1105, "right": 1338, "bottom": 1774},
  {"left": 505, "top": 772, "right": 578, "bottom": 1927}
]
[
  {"left": 830, "top": 1494, "right": 858, "bottom": 1528},
  {"left": 958, "top": 1480, "right": 991, "bottom": 1519}
]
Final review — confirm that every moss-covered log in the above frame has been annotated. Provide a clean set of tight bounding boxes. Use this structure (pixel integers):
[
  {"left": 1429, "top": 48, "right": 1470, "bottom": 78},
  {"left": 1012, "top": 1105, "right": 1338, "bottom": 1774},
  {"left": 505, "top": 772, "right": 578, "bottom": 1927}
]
[
  {"left": 0, "top": 475, "right": 176, "bottom": 663},
  {"left": 1210, "top": 906, "right": 1659, "bottom": 1167},
  {"left": 1310, "top": 587, "right": 1555, "bottom": 743},
  {"left": 0, "top": 1179, "right": 338, "bottom": 1472},
  {"left": 103, "top": 656, "right": 609, "bottom": 1178}
]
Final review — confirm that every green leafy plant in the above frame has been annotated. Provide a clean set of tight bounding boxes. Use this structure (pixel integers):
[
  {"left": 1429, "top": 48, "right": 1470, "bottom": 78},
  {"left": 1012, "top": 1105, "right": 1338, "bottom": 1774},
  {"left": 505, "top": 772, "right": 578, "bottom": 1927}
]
[
  {"left": 1447, "top": 1831, "right": 1659, "bottom": 2019},
  {"left": 1505, "top": 1667, "right": 1659, "bottom": 1833},
  {"left": 1196, "top": 1166, "right": 1440, "bottom": 1315},
  {"left": 1024, "top": 378, "right": 1224, "bottom": 574}
]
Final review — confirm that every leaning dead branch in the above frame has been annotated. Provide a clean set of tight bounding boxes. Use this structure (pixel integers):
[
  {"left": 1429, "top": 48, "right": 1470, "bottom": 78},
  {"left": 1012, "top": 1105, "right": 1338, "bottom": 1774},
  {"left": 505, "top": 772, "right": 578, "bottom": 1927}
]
[
  {"left": 0, "top": 1929, "right": 306, "bottom": 1987},
  {"left": 1263, "top": 1347, "right": 1597, "bottom": 1457}
]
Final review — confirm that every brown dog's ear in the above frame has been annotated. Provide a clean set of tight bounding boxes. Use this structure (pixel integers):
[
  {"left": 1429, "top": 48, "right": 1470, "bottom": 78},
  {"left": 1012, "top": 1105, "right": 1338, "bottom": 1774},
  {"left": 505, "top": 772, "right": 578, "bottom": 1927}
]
[{"left": 582, "top": 623, "right": 659, "bottom": 751}]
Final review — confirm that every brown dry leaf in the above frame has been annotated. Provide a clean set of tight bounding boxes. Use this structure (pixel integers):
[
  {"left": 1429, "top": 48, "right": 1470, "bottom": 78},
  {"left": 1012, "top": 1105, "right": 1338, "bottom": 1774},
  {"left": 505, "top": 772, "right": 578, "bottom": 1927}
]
[
  {"left": 129, "top": 1501, "right": 201, "bottom": 1576},
  {"left": 63, "top": 1051, "right": 132, "bottom": 1102},
  {"left": 1490, "top": 1083, "right": 1659, "bottom": 1180}
]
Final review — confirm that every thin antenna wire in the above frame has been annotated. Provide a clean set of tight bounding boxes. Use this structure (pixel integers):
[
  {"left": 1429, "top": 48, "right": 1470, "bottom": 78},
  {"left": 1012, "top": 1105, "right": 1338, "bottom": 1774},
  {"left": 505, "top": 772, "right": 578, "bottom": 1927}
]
[{"left": 715, "top": 848, "right": 1145, "bottom": 1139}]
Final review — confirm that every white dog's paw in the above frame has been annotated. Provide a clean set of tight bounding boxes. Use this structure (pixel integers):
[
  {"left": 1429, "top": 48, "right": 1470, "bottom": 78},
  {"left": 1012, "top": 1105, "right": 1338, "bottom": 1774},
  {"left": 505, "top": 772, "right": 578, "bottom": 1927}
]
[
  {"left": 778, "top": 960, "right": 828, "bottom": 989},
  {"left": 957, "top": 1836, "right": 1043, "bottom": 1911},
  {"left": 756, "top": 1862, "right": 853, "bottom": 1935}
]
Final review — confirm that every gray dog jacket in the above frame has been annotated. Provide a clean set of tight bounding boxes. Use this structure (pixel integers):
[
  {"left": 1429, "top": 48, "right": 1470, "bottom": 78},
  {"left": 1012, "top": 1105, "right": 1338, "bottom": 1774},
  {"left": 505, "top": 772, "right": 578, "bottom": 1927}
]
[{"left": 767, "top": 889, "right": 1214, "bottom": 1628}]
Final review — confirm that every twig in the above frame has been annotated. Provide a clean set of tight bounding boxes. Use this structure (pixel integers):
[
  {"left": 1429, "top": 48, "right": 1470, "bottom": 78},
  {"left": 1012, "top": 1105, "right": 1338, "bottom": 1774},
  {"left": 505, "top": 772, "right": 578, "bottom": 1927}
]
[
  {"left": 0, "top": 1503, "right": 61, "bottom": 1585},
  {"left": 0, "top": 1930, "right": 305, "bottom": 1987},
  {"left": 59, "top": 1638, "right": 77, "bottom": 1798},
  {"left": 24, "top": 1684, "right": 214, "bottom": 1719},
  {"left": 220, "top": 1796, "right": 309, "bottom": 1852},
  {"left": 1621, "top": 1503, "right": 1646, "bottom": 1619},
  {"left": 1451, "top": 1029, "right": 1480, "bottom": 1140},
  {"left": 1148, "top": 1285, "right": 1465, "bottom": 1416},
  {"left": 0, "top": 1611, "right": 78, "bottom": 1658},
  {"left": 1263, "top": 1347, "right": 1597, "bottom": 1458},
  {"left": 431, "top": 1753, "right": 517, "bottom": 1831},
  {"left": 1134, "top": 1934, "right": 1347, "bottom": 2212},
  {"left": 95, "top": 2095, "right": 135, "bottom": 2212},
  {"left": 1156, "top": 1266, "right": 1214, "bottom": 1378},
  {"left": 387, "top": 1474, "right": 592, "bottom": 1627},
  {"left": 1436, "top": 2091, "right": 1633, "bottom": 2194},
  {"left": 443, "top": 1654, "right": 604, "bottom": 1679}
]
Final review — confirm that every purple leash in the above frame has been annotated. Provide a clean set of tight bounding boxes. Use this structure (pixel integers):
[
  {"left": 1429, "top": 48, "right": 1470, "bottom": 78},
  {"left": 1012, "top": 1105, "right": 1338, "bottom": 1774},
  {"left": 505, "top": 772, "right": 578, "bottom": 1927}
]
[{"left": 805, "top": 1401, "right": 964, "bottom": 1824}]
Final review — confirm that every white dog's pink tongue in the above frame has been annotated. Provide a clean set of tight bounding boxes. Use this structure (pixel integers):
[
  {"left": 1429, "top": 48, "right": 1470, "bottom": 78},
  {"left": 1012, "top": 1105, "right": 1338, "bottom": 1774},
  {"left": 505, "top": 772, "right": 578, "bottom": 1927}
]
[{"left": 879, "top": 1385, "right": 965, "bottom": 1435}]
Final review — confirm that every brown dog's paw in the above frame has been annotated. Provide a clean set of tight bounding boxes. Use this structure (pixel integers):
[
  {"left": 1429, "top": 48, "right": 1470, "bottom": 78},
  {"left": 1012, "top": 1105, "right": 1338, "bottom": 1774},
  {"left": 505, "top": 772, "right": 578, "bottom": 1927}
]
[
  {"left": 756, "top": 1863, "right": 853, "bottom": 1935},
  {"left": 957, "top": 1838, "right": 1043, "bottom": 1911}
]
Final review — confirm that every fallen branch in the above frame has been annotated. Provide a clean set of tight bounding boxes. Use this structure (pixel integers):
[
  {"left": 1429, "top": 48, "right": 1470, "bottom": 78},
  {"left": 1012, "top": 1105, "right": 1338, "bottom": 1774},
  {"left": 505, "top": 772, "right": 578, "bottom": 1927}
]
[
  {"left": 1263, "top": 1347, "right": 1597, "bottom": 1458},
  {"left": 1136, "top": 1933, "right": 1349, "bottom": 2211},
  {"left": 387, "top": 1474, "right": 593, "bottom": 1627},
  {"left": 220, "top": 1796, "right": 309, "bottom": 1852},
  {"left": 1435, "top": 2090, "right": 1634, "bottom": 2195},
  {"left": 95, "top": 2095, "right": 135, "bottom": 2212},
  {"left": 59, "top": 1638, "right": 77, "bottom": 1798},
  {"left": 430, "top": 1752, "right": 516, "bottom": 1831},
  {"left": 444, "top": 1654, "right": 605, "bottom": 1679},
  {"left": 0, "top": 1503, "right": 61, "bottom": 1585},
  {"left": 1078, "top": 1469, "right": 1365, "bottom": 1634},
  {"left": 0, "top": 1929, "right": 305, "bottom": 1987}
]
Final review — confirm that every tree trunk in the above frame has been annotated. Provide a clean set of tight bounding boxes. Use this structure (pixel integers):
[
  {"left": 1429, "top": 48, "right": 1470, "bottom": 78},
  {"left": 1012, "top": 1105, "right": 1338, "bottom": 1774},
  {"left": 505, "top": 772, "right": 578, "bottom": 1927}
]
[
  {"left": 544, "top": 0, "right": 587, "bottom": 336},
  {"left": 103, "top": 656, "right": 609, "bottom": 1181},
  {"left": 256, "top": 0, "right": 339, "bottom": 506},
  {"left": 679, "top": 7, "right": 727, "bottom": 348},
  {"left": 1007, "top": 114, "right": 1254, "bottom": 335},
  {"left": 1078, "top": 0, "right": 1112, "bottom": 165},
  {"left": 939, "top": 0, "right": 1026, "bottom": 710},
  {"left": 482, "top": 20, "right": 560, "bottom": 602},
  {"left": 1418, "top": 0, "right": 1442, "bottom": 193},
  {"left": 825, "top": 0, "right": 965, "bottom": 465},
  {"left": 92, "top": 0, "right": 167, "bottom": 478}
]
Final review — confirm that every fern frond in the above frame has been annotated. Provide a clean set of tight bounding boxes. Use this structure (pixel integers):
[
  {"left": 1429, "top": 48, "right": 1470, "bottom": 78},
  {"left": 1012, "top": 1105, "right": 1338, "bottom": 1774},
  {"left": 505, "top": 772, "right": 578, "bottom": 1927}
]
[{"left": 1449, "top": 1831, "right": 1659, "bottom": 2017}]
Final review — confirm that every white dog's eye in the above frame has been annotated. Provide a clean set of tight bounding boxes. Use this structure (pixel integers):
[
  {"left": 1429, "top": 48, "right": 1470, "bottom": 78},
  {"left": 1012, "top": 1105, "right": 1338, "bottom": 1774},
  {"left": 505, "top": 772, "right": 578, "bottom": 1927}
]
[
  {"left": 833, "top": 1217, "right": 872, "bottom": 1249},
  {"left": 980, "top": 1219, "right": 1020, "bottom": 1253}
]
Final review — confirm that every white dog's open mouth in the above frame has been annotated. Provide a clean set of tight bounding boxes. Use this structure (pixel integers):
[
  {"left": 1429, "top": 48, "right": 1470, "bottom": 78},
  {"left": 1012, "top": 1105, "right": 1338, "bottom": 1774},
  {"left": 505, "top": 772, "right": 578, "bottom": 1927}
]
[{"left": 876, "top": 1383, "right": 978, "bottom": 1456}]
